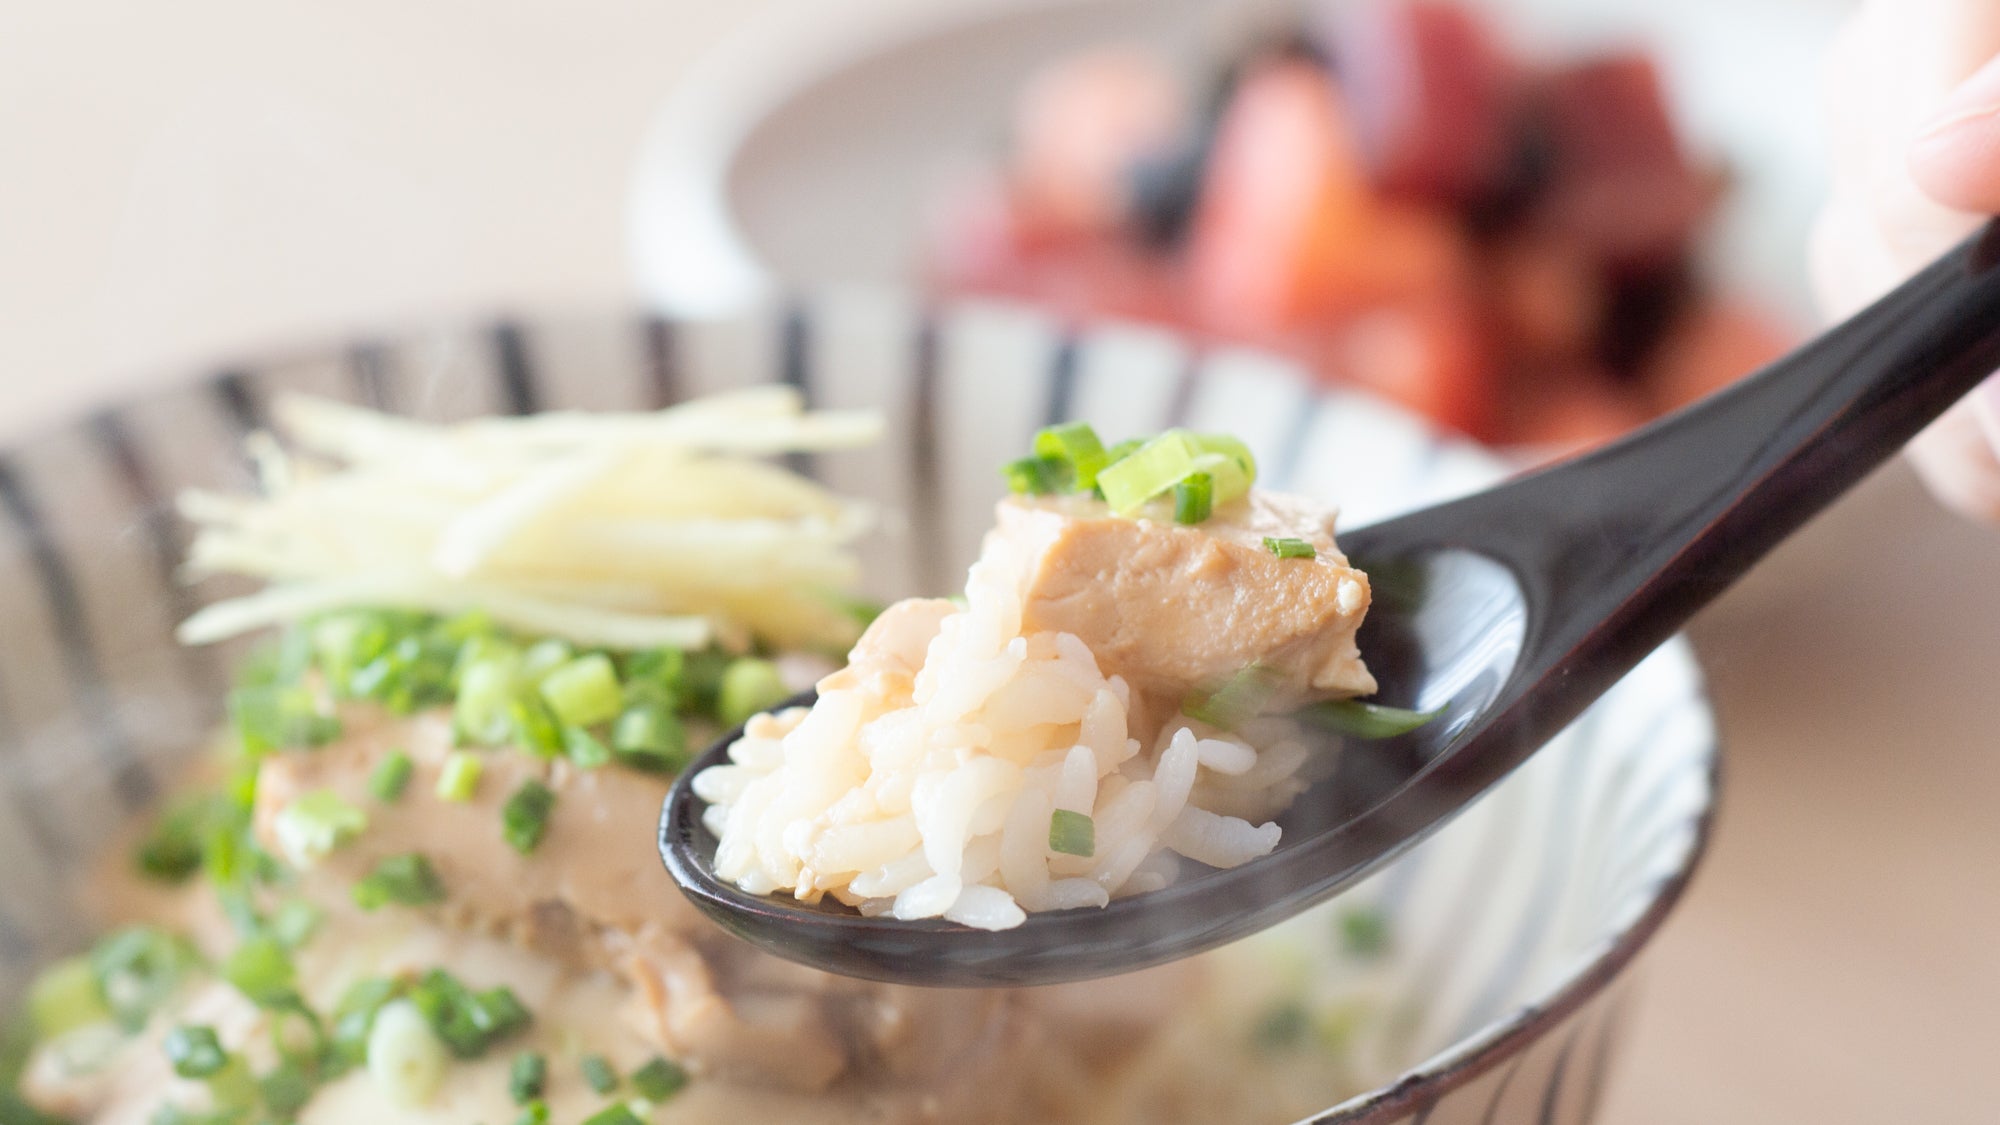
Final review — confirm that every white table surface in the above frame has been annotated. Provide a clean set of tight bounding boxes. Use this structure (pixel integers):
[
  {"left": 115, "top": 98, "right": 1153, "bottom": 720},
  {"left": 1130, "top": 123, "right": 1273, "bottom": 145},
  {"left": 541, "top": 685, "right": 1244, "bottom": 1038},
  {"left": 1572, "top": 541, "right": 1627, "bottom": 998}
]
[{"left": 5, "top": 3, "right": 2000, "bottom": 1123}]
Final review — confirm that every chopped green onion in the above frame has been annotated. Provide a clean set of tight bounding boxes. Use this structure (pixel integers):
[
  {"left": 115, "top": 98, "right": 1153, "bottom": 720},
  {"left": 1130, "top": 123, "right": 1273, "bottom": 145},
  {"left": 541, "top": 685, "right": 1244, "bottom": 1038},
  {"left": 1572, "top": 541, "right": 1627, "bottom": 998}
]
[
  {"left": 456, "top": 653, "right": 525, "bottom": 746},
  {"left": 259, "top": 1060, "right": 316, "bottom": 1116},
  {"left": 1001, "top": 455, "right": 1071, "bottom": 496},
  {"left": 369, "top": 749, "right": 415, "bottom": 802},
  {"left": 368, "top": 999, "right": 448, "bottom": 1107},
  {"left": 229, "top": 682, "right": 340, "bottom": 755},
  {"left": 1296, "top": 699, "right": 1441, "bottom": 739},
  {"left": 1172, "top": 471, "right": 1212, "bottom": 525},
  {"left": 133, "top": 796, "right": 213, "bottom": 883},
  {"left": 1250, "top": 1001, "right": 1313, "bottom": 1053},
  {"left": 1048, "top": 809, "right": 1095, "bottom": 858},
  {"left": 352, "top": 853, "right": 446, "bottom": 910},
  {"left": 539, "top": 653, "right": 623, "bottom": 728},
  {"left": 91, "top": 926, "right": 197, "bottom": 1032},
  {"left": 272, "top": 789, "right": 368, "bottom": 866},
  {"left": 329, "top": 977, "right": 401, "bottom": 1068},
  {"left": 510, "top": 1050, "right": 548, "bottom": 1104},
  {"left": 1338, "top": 906, "right": 1392, "bottom": 958},
  {"left": 677, "top": 649, "right": 732, "bottom": 716},
  {"left": 624, "top": 646, "right": 685, "bottom": 694},
  {"left": 1190, "top": 449, "right": 1252, "bottom": 507},
  {"left": 1033, "top": 422, "right": 1109, "bottom": 490},
  {"left": 406, "top": 971, "right": 530, "bottom": 1059},
  {"left": 436, "top": 751, "right": 483, "bottom": 802},
  {"left": 630, "top": 1055, "right": 689, "bottom": 1101},
  {"left": 718, "top": 658, "right": 788, "bottom": 727},
  {"left": 565, "top": 725, "right": 613, "bottom": 769},
  {"left": 500, "top": 781, "right": 556, "bottom": 855},
  {"left": 267, "top": 995, "right": 328, "bottom": 1067},
  {"left": 580, "top": 1106, "right": 644, "bottom": 1125},
  {"left": 1263, "top": 536, "right": 1316, "bottom": 559},
  {"left": 612, "top": 703, "right": 687, "bottom": 773},
  {"left": 1182, "top": 664, "right": 1281, "bottom": 731},
  {"left": 514, "top": 1100, "right": 552, "bottom": 1125},
  {"left": 520, "top": 638, "right": 574, "bottom": 682},
  {"left": 163, "top": 1023, "right": 229, "bottom": 1079},
  {"left": 222, "top": 936, "right": 296, "bottom": 1007},
  {"left": 581, "top": 1052, "right": 619, "bottom": 1095},
  {"left": 26, "top": 956, "right": 111, "bottom": 1039},
  {"left": 1096, "top": 430, "right": 1198, "bottom": 514},
  {"left": 1187, "top": 431, "right": 1258, "bottom": 482},
  {"left": 509, "top": 695, "right": 565, "bottom": 758},
  {"left": 268, "top": 899, "right": 324, "bottom": 950}
]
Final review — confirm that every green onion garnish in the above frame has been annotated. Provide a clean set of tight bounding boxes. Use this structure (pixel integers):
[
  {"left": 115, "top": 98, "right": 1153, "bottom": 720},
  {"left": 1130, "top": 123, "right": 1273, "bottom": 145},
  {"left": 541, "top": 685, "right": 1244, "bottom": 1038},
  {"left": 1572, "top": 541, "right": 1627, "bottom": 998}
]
[
  {"left": 1338, "top": 906, "right": 1392, "bottom": 958},
  {"left": 539, "top": 653, "right": 623, "bottom": 728},
  {"left": 509, "top": 695, "right": 566, "bottom": 758},
  {"left": 1173, "top": 471, "right": 1213, "bottom": 525},
  {"left": 1096, "top": 430, "right": 1199, "bottom": 514},
  {"left": 221, "top": 935, "right": 296, "bottom": 1008},
  {"left": 1033, "top": 421, "right": 1109, "bottom": 490},
  {"left": 718, "top": 658, "right": 788, "bottom": 727},
  {"left": 456, "top": 652, "right": 525, "bottom": 746},
  {"left": 1048, "top": 809, "right": 1095, "bottom": 857},
  {"left": 1250, "top": 1001, "right": 1312, "bottom": 1053},
  {"left": 329, "top": 976, "right": 401, "bottom": 1068},
  {"left": 581, "top": 1052, "right": 619, "bottom": 1095},
  {"left": 406, "top": 970, "right": 530, "bottom": 1059},
  {"left": 564, "top": 725, "right": 614, "bottom": 769},
  {"left": 510, "top": 1050, "right": 548, "bottom": 1103},
  {"left": 228, "top": 682, "right": 340, "bottom": 755},
  {"left": 367, "top": 999, "right": 448, "bottom": 1107},
  {"left": 436, "top": 751, "right": 483, "bottom": 802},
  {"left": 164, "top": 1020, "right": 229, "bottom": 1072},
  {"left": 1002, "top": 454, "right": 1071, "bottom": 496},
  {"left": 26, "top": 955, "right": 110, "bottom": 1039},
  {"left": 133, "top": 795, "right": 214, "bottom": 884},
  {"left": 369, "top": 749, "right": 415, "bottom": 802},
  {"left": 272, "top": 789, "right": 368, "bottom": 866},
  {"left": 268, "top": 899, "right": 324, "bottom": 950},
  {"left": 1182, "top": 664, "right": 1281, "bottom": 731},
  {"left": 1263, "top": 537, "right": 1316, "bottom": 559},
  {"left": 259, "top": 1060, "right": 316, "bottom": 1116},
  {"left": 630, "top": 1055, "right": 689, "bottom": 1101},
  {"left": 501, "top": 780, "right": 556, "bottom": 855},
  {"left": 612, "top": 702, "right": 687, "bottom": 773},
  {"left": 1296, "top": 699, "right": 1440, "bottom": 739},
  {"left": 580, "top": 1106, "right": 644, "bottom": 1125},
  {"left": 91, "top": 925, "right": 197, "bottom": 1032},
  {"left": 514, "top": 1100, "right": 552, "bottom": 1125},
  {"left": 352, "top": 853, "right": 446, "bottom": 910}
]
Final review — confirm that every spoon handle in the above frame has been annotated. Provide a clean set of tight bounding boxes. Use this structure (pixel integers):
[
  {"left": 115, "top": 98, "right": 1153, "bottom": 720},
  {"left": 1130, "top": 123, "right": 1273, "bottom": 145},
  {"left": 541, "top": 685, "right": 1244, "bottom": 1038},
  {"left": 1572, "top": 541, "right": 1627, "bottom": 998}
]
[{"left": 1402, "top": 220, "right": 2000, "bottom": 699}]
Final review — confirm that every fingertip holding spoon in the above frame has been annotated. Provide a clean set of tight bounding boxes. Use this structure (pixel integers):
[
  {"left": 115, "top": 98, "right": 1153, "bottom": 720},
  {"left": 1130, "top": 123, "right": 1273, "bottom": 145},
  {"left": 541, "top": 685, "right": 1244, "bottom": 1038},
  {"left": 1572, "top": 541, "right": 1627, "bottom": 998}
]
[{"left": 663, "top": 221, "right": 2000, "bottom": 988}]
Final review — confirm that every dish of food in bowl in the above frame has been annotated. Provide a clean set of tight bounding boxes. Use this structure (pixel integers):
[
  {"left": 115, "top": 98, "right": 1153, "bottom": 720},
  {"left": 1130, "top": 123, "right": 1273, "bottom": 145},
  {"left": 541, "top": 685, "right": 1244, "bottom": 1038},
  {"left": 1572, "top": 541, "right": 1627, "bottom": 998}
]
[{"left": 0, "top": 304, "right": 1714, "bottom": 1124}]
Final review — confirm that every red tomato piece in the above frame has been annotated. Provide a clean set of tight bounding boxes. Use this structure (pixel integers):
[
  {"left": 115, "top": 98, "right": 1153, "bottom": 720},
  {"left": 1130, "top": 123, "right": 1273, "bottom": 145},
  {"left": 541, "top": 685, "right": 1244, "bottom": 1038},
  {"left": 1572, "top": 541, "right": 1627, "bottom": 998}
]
[{"left": 1320, "top": 0, "right": 1518, "bottom": 204}]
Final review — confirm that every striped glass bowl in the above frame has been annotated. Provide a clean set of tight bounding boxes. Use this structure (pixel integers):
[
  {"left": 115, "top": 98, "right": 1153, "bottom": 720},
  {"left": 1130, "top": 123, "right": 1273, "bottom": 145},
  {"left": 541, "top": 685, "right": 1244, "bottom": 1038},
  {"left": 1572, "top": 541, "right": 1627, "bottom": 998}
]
[{"left": 0, "top": 294, "right": 1715, "bottom": 1124}]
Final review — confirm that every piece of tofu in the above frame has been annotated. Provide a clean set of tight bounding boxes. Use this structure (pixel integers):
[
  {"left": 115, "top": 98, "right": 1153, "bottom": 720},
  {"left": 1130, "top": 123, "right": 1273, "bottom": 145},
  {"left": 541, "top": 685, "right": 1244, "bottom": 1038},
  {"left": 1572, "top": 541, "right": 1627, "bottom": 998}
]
[{"left": 990, "top": 489, "right": 1376, "bottom": 701}]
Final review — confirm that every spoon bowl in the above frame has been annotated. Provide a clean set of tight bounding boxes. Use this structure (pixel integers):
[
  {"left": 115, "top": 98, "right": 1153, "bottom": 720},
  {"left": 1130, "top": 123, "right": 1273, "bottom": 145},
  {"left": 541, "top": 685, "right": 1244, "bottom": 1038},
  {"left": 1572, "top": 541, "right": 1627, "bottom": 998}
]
[{"left": 663, "top": 221, "right": 2000, "bottom": 986}]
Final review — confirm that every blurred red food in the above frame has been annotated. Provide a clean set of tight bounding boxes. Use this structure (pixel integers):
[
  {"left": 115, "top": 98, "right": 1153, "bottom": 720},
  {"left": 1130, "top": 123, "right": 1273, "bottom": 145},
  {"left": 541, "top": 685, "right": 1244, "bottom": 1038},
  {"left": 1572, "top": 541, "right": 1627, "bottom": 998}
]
[
  {"left": 922, "top": 0, "right": 1778, "bottom": 450},
  {"left": 1185, "top": 60, "right": 1473, "bottom": 334},
  {"left": 1321, "top": 0, "right": 1517, "bottom": 204},
  {"left": 1529, "top": 55, "right": 1714, "bottom": 273},
  {"left": 1011, "top": 47, "right": 1188, "bottom": 234},
  {"left": 1324, "top": 299, "right": 1496, "bottom": 440}
]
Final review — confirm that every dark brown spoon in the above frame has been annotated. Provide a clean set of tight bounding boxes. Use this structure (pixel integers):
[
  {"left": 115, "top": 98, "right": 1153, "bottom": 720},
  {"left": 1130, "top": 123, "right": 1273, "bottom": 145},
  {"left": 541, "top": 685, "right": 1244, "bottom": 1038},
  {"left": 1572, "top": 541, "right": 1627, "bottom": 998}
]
[{"left": 662, "top": 221, "right": 2000, "bottom": 987}]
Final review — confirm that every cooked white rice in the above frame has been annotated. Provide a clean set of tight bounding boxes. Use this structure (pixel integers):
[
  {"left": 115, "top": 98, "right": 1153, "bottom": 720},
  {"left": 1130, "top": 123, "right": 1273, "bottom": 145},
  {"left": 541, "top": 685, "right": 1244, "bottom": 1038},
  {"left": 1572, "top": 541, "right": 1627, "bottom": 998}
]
[{"left": 692, "top": 531, "right": 1314, "bottom": 930}]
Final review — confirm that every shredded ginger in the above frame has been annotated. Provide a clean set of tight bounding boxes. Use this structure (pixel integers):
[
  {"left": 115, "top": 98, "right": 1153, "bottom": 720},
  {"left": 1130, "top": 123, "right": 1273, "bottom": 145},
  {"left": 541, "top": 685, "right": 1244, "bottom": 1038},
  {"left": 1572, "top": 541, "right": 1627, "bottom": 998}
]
[{"left": 176, "top": 387, "right": 881, "bottom": 652}]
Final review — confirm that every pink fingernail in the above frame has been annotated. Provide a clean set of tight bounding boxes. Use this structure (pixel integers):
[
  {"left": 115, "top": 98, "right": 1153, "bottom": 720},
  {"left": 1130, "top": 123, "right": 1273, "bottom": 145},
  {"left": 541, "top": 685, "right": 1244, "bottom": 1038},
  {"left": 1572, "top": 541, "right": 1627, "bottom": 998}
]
[{"left": 1919, "top": 55, "right": 2000, "bottom": 139}]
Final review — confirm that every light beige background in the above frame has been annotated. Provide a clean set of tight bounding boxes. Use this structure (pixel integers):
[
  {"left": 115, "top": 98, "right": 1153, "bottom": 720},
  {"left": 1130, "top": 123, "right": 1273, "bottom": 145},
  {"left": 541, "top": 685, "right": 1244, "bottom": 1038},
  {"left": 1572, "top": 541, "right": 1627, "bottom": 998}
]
[{"left": 3, "top": 2, "right": 1999, "bottom": 1123}]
